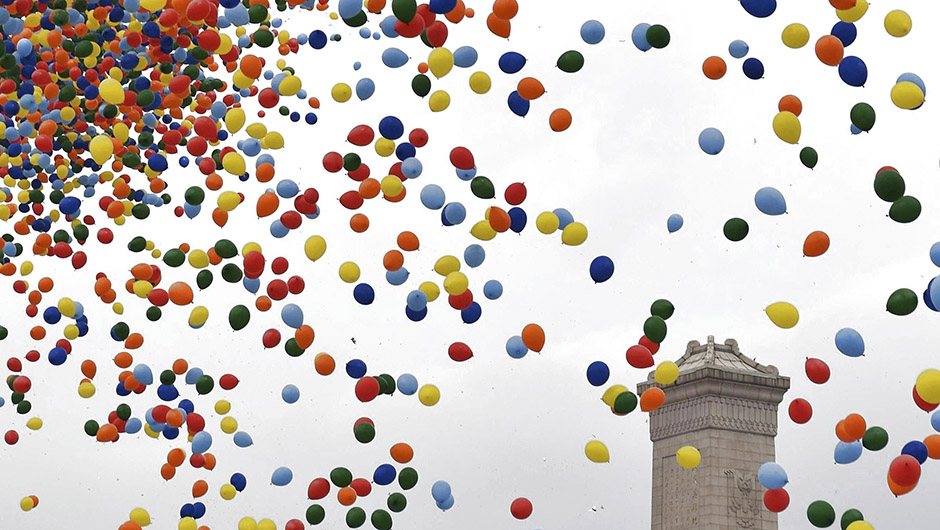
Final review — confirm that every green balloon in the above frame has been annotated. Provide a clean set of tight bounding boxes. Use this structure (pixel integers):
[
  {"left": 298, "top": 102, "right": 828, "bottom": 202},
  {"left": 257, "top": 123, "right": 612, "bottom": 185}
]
[
  {"left": 650, "top": 299, "right": 675, "bottom": 320},
  {"left": 354, "top": 422, "right": 375, "bottom": 444},
  {"left": 185, "top": 186, "right": 205, "bottom": 205},
  {"left": 0, "top": 325, "right": 6, "bottom": 340},
  {"left": 371, "top": 509, "right": 393, "bottom": 530},
  {"left": 557, "top": 50, "right": 585, "bottom": 73},
  {"left": 163, "top": 248, "right": 186, "bottom": 267},
  {"left": 800, "top": 147, "right": 818, "bottom": 169},
  {"left": 284, "top": 338, "right": 306, "bottom": 357},
  {"left": 889, "top": 196, "right": 921, "bottom": 223},
  {"left": 387, "top": 492, "right": 407, "bottom": 513},
  {"left": 840, "top": 509, "right": 864, "bottom": 530},
  {"left": 331, "top": 467, "right": 353, "bottom": 487},
  {"left": 128, "top": 236, "right": 147, "bottom": 252},
  {"left": 646, "top": 24, "right": 670, "bottom": 48},
  {"left": 248, "top": 3, "right": 268, "bottom": 23},
  {"left": 643, "top": 316, "right": 667, "bottom": 344},
  {"left": 412, "top": 74, "right": 431, "bottom": 97},
  {"left": 873, "top": 170, "right": 905, "bottom": 202},
  {"left": 160, "top": 369, "right": 176, "bottom": 385},
  {"left": 253, "top": 29, "right": 274, "bottom": 48},
  {"left": 10, "top": 391, "right": 23, "bottom": 404},
  {"left": 221, "top": 263, "right": 244, "bottom": 283},
  {"left": 613, "top": 391, "right": 638, "bottom": 414},
  {"left": 131, "top": 203, "right": 150, "bottom": 220},
  {"left": 376, "top": 375, "right": 391, "bottom": 395},
  {"left": 807, "top": 500, "right": 836, "bottom": 528},
  {"left": 346, "top": 507, "right": 366, "bottom": 528},
  {"left": 344, "top": 153, "right": 362, "bottom": 172},
  {"left": 229, "top": 305, "right": 251, "bottom": 330},
  {"left": 17, "top": 400, "right": 31, "bottom": 414},
  {"left": 116, "top": 403, "right": 132, "bottom": 421},
  {"left": 470, "top": 176, "right": 495, "bottom": 199},
  {"left": 343, "top": 9, "right": 367, "bottom": 27},
  {"left": 73, "top": 224, "right": 89, "bottom": 242},
  {"left": 195, "top": 375, "right": 215, "bottom": 395},
  {"left": 862, "top": 426, "right": 888, "bottom": 451},
  {"left": 886, "top": 288, "right": 918, "bottom": 316},
  {"left": 378, "top": 374, "right": 396, "bottom": 395},
  {"left": 111, "top": 322, "right": 130, "bottom": 340},
  {"left": 850, "top": 102, "right": 875, "bottom": 131},
  {"left": 84, "top": 419, "right": 100, "bottom": 436},
  {"left": 306, "top": 504, "right": 326, "bottom": 525},
  {"left": 391, "top": 0, "right": 416, "bottom": 23},
  {"left": 146, "top": 306, "right": 162, "bottom": 321},
  {"left": 398, "top": 467, "right": 418, "bottom": 490},
  {"left": 723, "top": 218, "right": 749, "bottom": 241},
  {"left": 196, "top": 270, "right": 214, "bottom": 290},
  {"left": 214, "top": 239, "right": 237, "bottom": 258}
]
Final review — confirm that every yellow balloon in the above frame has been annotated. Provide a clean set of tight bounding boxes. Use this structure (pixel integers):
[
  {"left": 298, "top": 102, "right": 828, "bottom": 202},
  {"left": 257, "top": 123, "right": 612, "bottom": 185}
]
[
  {"left": 99, "top": 78, "right": 124, "bottom": 104},
  {"left": 781, "top": 23, "right": 810, "bottom": 48},
  {"left": 113, "top": 302, "right": 124, "bottom": 315},
  {"left": 258, "top": 519, "right": 276, "bottom": 530},
  {"left": 89, "top": 135, "right": 114, "bottom": 165},
  {"left": 215, "top": 400, "right": 232, "bottom": 415},
  {"left": 188, "top": 250, "right": 209, "bottom": 268},
  {"left": 188, "top": 306, "right": 209, "bottom": 328},
  {"left": 443, "top": 271, "right": 469, "bottom": 295},
  {"left": 846, "top": 522, "right": 874, "bottom": 530},
  {"left": 418, "top": 384, "right": 441, "bottom": 406},
  {"left": 536, "top": 212, "right": 560, "bottom": 234},
  {"left": 884, "top": 9, "right": 912, "bottom": 37},
  {"left": 242, "top": 242, "right": 262, "bottom": 256},
  {"left": 890, "top": 81, "right": 924, "bottom": 110},
  {"left": 836, "top": 0, "right": 868, "bottom": 23},
  {"left": 676, "top": 446, "right": 702, "bottom": 469},
  {"left": 419, "top": 281, "right": 441, "bottom": 302},
  {"left": 381, "top": 175, "right": 404, "bottom": 197},
  {"left": 64, "top": 324, "right": 79, "bottom": 340},
  {"left": 263, "top": 131, "right": 284, "bottom": 149},
  {"left": 428, "top": 90, "right": 451, "bottom": 112},
  {"left": 140, "top": 0, "right": 164, "bottom": 10},
  {"left": 601, "top": 384, "right": 627, "bottom": 407},
  {"left": 26, "top": 417, "right": 43, "bottom": 430},
  {"left": 470, "top": 220, "right": 497, "bottom": 241},
  {"left": 585, "top": 440, "right": 610, "bottom": 463},
  {"left": 434, "top": 255, "right": 460, "bottom": 276},
  {"left": 58, "top": 297, "right": 76, "bottom": 317},
  {"left": 339, "top": 262, "right": 361, "bottom": 283},
  {"left": 179, "top": 517, "right": 198, "bottom": 530},
  {"left": 20, "top": 497, "right": 34, "bottom": 511},
  {"left": 765, "top": 302, "right": 799, "bottom": 329},
  {"left": 222, "top": 151, "right": 246, "bottom": 176},
  {"left": 561, "top": 222, "right": 588, "bottom": 245},
  {"left": 218, "top": 191, "right": 241, "bottom": 212},
  {"left": 375, "top": 137, "right": 395, "bottom": 157},
  {"left": 304, "top": 235, "right": 327, "bottom": 261},
  {"left": 220, "top": 416, "right": 238, "bottom": 434},
  {"left": 144, "top": 424, "right": 159, "bottom": 438},
  {"left": 220, "top": 484, "right": 237, "bottom": 500},
  {"left": 129, "top": 508, "right": 151, "bottom": 526},
  {"left": 469, "top": 72, "right": 491, "bottom": 94},
  {"left": 654, "top": 362, "right": 679, "bottom": 385},
  {"left": 279, "top": 75, "right": 303, "bottom": 96},
  {"left": 332, "top": 83, "right": 352, "bottom": 102},
  {"left": 915, "top": 369, "right": 940, "bottom": 404},
  {"left": 225, "top": 108, "right": 246, "bottom": 133},
  {"left": 772, "top": 111, "right": 801, "bottom": 144},
  {"left": 428, "top": 48, "right": 454, "bottom": 78},
  {"left": 238, "top": 517, "right": 258, "bottom": 530}
]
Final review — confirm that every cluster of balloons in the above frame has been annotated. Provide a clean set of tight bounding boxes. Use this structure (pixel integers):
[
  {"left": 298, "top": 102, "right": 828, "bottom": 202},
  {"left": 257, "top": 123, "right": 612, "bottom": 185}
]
[{"left": 873, "top": 167, "right": 921, "bottom": 224}]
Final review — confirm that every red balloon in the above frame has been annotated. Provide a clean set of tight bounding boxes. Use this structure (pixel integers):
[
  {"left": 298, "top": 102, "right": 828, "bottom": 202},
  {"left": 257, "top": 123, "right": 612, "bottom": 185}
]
[
  {"left": 271, "top": 257, "right": 289, "bottom": 275},
  {"left": 12, "top": 376, "right": 30, "bottom": 393},
  {"left": 350, "top": 478, "right": 372, "bottom": 497},
  {"left": 294, "top": 196, "right": 317, "bottom": 216},
  {"left": 243, "top": 251, "right": 265, "bottom": 279},
  {"left": 147, "top": 288, "right": 169, "bottom": 307},
  {"left": 287, "top": 276, "right": 305, "bottom": 294},
  {"left": 323, "top": 152, "right": 344, "bottom": 172},
  {"left": 804, "top": 358, "right": 830, "bottom": 384},
  {"left": 394, "top": 15, "right": 425, "bottom": 38},
  {"left": 504, "top": 183, "right": 527, "bottom": 205},
  {"left": 186, "top": 413, "right": 206, "bottom": 434},
  {"left": 308, "top": 478, "right": 330, "bottom": 499},
  {"left": 6, "top": 357, "right": 22, "bottom": 372},
  {"left": 448, "top": 342, "right": 473, "bottom": 362},
  {"left": 219, "top": 374, "right": 239, "bottom": 390},
  {"left": 285, "top": 519, "right": 305, "bottom": 530},
  {"left": 348, "top": 164, "right": 371, "bottom": 182},
  {"left": 347, "top": 125, "right": 375, "bottom": 146},
  {"left": 626, "top": 344, "right": 654, "bottom": 369},
  {"left": 354, "top": 417, "right": 374, "bottom": 428},
  {"left": 448, "top": 290, "right": 473, "bottom": 310},
  {"left": 190, "top": 453, "right": 205, "bottom": 468},
  {"left": 449, "top": 147, "right": 475, "bottom": 169},
  {"left": 425, "top": 20, "right": 448, "bottom": 47},
  {"left": 24, "top": 350, "right": 40, "bottom": 363},
  {"left": 193, "top": 116, "right": 217, "bottom": 140},
  {"left": 788, "top": 398, "right": 813, "bottom": 424},
  {"left": 913, "top": 385, "right": 939, "bottom": 413},
  {"left": 151, "top": 405, "right": 170, "bottom": 423},
  {"left": 303, "top": 188, "right": 320, "bottom": 204},
  {"left": 267, "top": 280, "right": 289, "bottom": 300},
  {"left": 5, "top": 430, "right": 19, "bottom": 445},
  {"left": 763, "top": 488, "right": 789, "bottom": 512},
  {"left": 280, "top": 210, "right": 302, "bottom": 230},
  {"left": 258, "top": 87, "right": 279, "bottom": 108},
  {"left": 409, "top": 128, "right": 428, "bottom": 147},
  {"left": 71, "top": 251, "right": 87, "bottom": 269},
  {"left": 639, "top": 335, "right": 660, "bottom": 355},
  {"left": 355, "top": 377, "right": 380, "bottom": 402},
  {"left": 510, "top": 497, "right": 532, "bottom": 520},
  {"left": 340, "top": 191, "right": 364, "bottom": 210},
  {"left": 889, "top": 455, "right": 922, "bottom": 487}
]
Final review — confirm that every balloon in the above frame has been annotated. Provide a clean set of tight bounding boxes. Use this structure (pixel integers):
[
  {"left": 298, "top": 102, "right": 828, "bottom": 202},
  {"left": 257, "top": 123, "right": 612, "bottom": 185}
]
[
  {"left": 831, "top": 21, "right": 857, "bottom": 46},
  {"left": 702, "top": 56, "right": 727, "bottom": 80},
  {"left": 498, "top": 52, "right": 526, "bottom": 73},
  {"left": 723, "top": 218, "right": 749, "bottom": 241},
  {"left": 228, "top": 305, "right": 250, "bottom": 331},
  {"left": 521, "top": 324, "right": 545, "bottom": 352},
  {"left": 632, "top": 24, "right": 652, "bottom": 52},
  {"left": 835, "top": 328, "right": 865, "bottom": 357},
  {"left": 483, "top": 280, "right": 503, "bottom": 300},
  {"left": 764, "top": 488, "right": 790, "bottom": 513},
  {"left": 589, "top": 256, "right": 615, "bottom": 283},
  {"left": 698, "top": 128, "right": 724, "bottom": 155},
  {"left": 838, "top": 56, "right": 867, "bottom": 87},
  {"left": 834, "top": 441, "right": 863, "bottom": 464},
  {"left": 557, "top": 51, "right": 584, "bottom": 73},
  {"left": 507, "top": 91, "right": 530, "bottom": 117},
  {"left": 850, "top": 103, "right": 875, "bottom": 131},
  {"left": 873, "top": 169, "right": 905, "bottom": 202},
  {"left": 643, "top": 316, "right": 667, "bottom": 343},
  {"left": 902, "top": 440, "right": 929, "bottom": 464},
  {"left": 614, "top": 391, "right": 638, "bottom": 415},
  {"left": 772, "top": 112, "right": 801, "bottom": 144},
  {"left": 640, "top": 387, "right": 666, "bottom": 412},
  {"left": 886, "top": 288, "right": 917, "bottom": 315},
  {"left": 676, "top": 446, "right": 701, "bottom": 469},
  {"left": 431, "top": 481, "right": 452, "bottom": 503},
  {"left": 815, "top": 35, "right": 844, "bottom": 66},
  {"left": 742, "top": 58, "right": 764, "bottom": 79},
  {"left": 803, "top": 231, "right": 830, "bottom": 257},
  {"left": 755, "top": 187, "right": 787, "bottom": 215},
  {"left": 884, "top": 9, "right": 912, "bottom": 37},
  {"left": 837, "top": 0, "right": 868, "bottom": 23},
  {"left": 889, "top": 196, "right": 921, "bottom": 223},
  {"left": 585, "top": 440, "right": 610, "bottom": 463},
  {"left": 453, "top": 46, "right": 478, "bottom": 67},
  {"left": 646, "top": 24, "right": 670, "bottom": 48},
  {"left": 626, "top": 345, "right": 654, "bottom": 369},
  {"left": 916, "top": 369, "right": 940, "bottom": 404},
  {"left": 510, "top": 498, "right": 533, "bottom": 520},
  {"left": 807, "top": 500, "right": 836, "bottom": 528},
  {"left": 897, "top": 72, "right": 926, "bottom": 96},
  {"left": 561, "top": 222, "right": 588, "bottom": 246},
  {"left": 789, "top": 398, "right": 813, "bottom": 424},
  {"left": 889, "top": 455, "right": 921, "bottom": 486},
  {"left": 891, "top": 81, "right": 925, "bottom": 110},
  {"left": 464, "top": 244, "right": 486, "bottom": 267},
  {"left": 418, "top": 384, "right": 440, "bottom": 406},
  {"left": 580, "top": 20, "right": 605, "bottom": 44},
  {"left": 586, "top": 362, "right": 610, "bottom": 386},
  {"left": 846, "top": 522, "right": 874, "bottom": 530},
  {"left": 655, "top": 362, "right": 679, "bottom": 385},
  {"left": 397, "top": 374, "right": 418, "bottom": 395},
  {"left": 782, "top": 23, "right": 809, "bottom": 48},
  {"left": 741, "top": 0, "right": 776, "bottom": 18},
  {"left": 841, "top": 509, "right": 865, "bottom": 530},
  {"left": 382, "top": 48, "right": 409, "bottom": 68},
  {"left": 729, "top": 40, "right": 749, "bottom": 58},
  {"left": 758, "top": 462, "right": 788, "bottom": 489},
  {"left": 282, "top": 384, "right": 300, "bottom": 404}
]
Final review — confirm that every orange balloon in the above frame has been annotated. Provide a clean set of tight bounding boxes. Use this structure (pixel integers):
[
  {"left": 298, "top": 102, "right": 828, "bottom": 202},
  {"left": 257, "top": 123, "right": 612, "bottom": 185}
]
[
  {"left": 830, "top": 0, "right": 856, "bottom": 9},
  {"left": 803, "top": 231, "right": 830, "bottom": 257},
  {"left": 240, "top": 55, "right": 263, "bottom": 78},
  {"left": 125, "top": 333, "right": 144, "bottom": 350},
  {"left": 486, "top": 12, "right": 511, "bottom": 38},
  {"left": 28, "top": 290, "right": 42, "bottom": 305},
  {"left": 702, "top": 56, "right": 727, "bottom": 80},
  {"left": 417, "top": 62, "right": 428, "bottom": 74},
  {"left": 167, "top": 448, "right": 186, "bottom": 466},
  {"left": 843, "top": 413, "right": 866, "bottom": 440},
  {"left": 887, "top": 471, "right": 917, "bottom": 496},
  {"left": 114, "top": 352, "right": 133, "bottom": 368},
  {"left": 256, "top": 162, "right": 275, "bottom": 182},
  {"left": 549, "top": 109, "right": 572, "bottom": 132},
  {"left": 835, "top": 419, "right": 854, "bottom": 442},
  {"left": 384, "top": 187, "right": 407, "bottom": 202},
  {"left": 492, "top": 0, "right": 518, "bottom": 19},
  {"left": 131, "top": 263, "right": 153, "bottom": 280},
  {"left": 815, "top": 36, "right": 844, "bottom": 66},
  {"left": 487, "top": 207, "right": 511, "bottom": 232},
  {"left": 383, "top": 250, "right": 404, "bottom": 271},
  {"left": 445, "top": 0, "right": 466, "bottom": 23},
  {"left": 337, "top": 486, "right": 357, "bottom": 506},
  {"left": 778, "top": 95, "right": 802, "bottom": 116},
  {"left": 168, "top": 282, "right": 194, "bottom": 305},
  {"left": 81, "top": 359, "right": 97, "bottom": 379},
  {"left": 521, "top": 323, "right": 545, "bottom": 352},
  {"left": 397, "top": 231, "right": 420, "bottom": 251},
  {"left": 256, "top": 191, "right": 279, "bottom": 217},
  {"left": 295, "top": 325, "right": 315, "bottom": 349},
  {"left": 97, "top": 423, "right": 118, "bottom": 442},
  {"left": 30, "top": 326, "right": 46, "bottom": 340},
  {"left": 924, "top": 434, "right": 940, "bottom": 460},
  {"left": 640, "top": 387, "right": 666, "bottom": 412},
  {"left": 350, "top": 214, "right": 370, "bottom": 233},
  {"left": 165, "top": 409, "right": 184, "bottom": 428},
  {"left": 315, "top": 353, "right": 336, "bottom": 375},
  {"left": 390, "top": 443, "right": 414, "bottom": 464},
  {"left": 193, "top": 480, "right": 209, "bottom": 498},
  {"left": 173, "top": 359, "right": 189, "bottom": 375},
  {"left": 37, "top": 277, "right": 54, "bottom": 292},
  {"left": 203, "top": 453, "right": 217, "bottom": 470},
  {"left": 366, "top": 0, "right": 386, "bottom": 13},
  {"left": 94, "top": 277, "right": 112, "bottom": 296},
  {"left": 359, "top": 178, "right": 381, "bottom": 199},
  {"left": 517, "top": 77, "right": 545, "bottom": 100},
  {"left": 119, "top": 522, "right": 143, "bottom": 530},
  {"left": 255, "top": 296, "right": 272, "bottom": 311},
  {"left": 212, "top": 208, "right": 228, "bottom": 227},
  {"left": 101, "top": 289, "right": 117, "bottom": 304},
  {"left": 160, "top": 463, "right": 176, "bottom": 481}
]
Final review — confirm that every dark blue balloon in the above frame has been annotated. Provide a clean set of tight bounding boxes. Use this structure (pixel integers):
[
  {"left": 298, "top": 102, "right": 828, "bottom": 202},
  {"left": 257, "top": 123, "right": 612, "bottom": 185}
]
[
  {"left": 373, "top": 464, "right": 397, "bottom": 485},
  {"left": 838, "top": 56, "right": 867, "bottom": 87},
  {"left": 162, "top": 426, "right": 179, "bottom": 440},
  {"left": 309, "top": 30, "right": 327, "bottom": 49},
  {"left": 831, "top": 22, "right": 857, "bottom": 47},
  {"left": 742, "top": 58, "right": 764, "bottom": 80},
  {"left": 428, "top": 0, "right": 457, "bottom": 14},
  {"left": 498, "top": 52, "right": 526, "bottom": 74},
  {"left": 346, "top": 359, "right": 367, "bottom": 379},
  {"left": 59, "top": 196, "right": 81, "bottom": 215},
  {"left": 157, "top": 384, "right": 179, "bottom": 401},
  {"left": 353, "top": 283, "right": 375, "bottom": 305},
  {"left": 178, "top": 399, "right": 195, "bottom": 414},
  {"left": 589, "top": 256, "right": 615, "bottom": 283},
  {"left": 378, "top": 116, "right": 404, "bottom": 140},
  {"left": 741, "top": 0, "right": 776, "bottom": 18},
  {"left": 508, "top": 207, "right": 527, "bottom": 233},
  {"left": 231, "top": 472, "right": 248, "bottom": 491},
  {"left": 902, "top": 440, "right": 929, "bottom": 464},
  {"left": 405, "top": 305, "right": 427, "bottom": 322},
  {"left": 192, "top": 502, "right": 206, "bottom": 519},
  {"left": 507, "top": 91, "right": 530, "bottom": 117},
  {"left": 461, "top": 302, "right": 482, "bottom": 324},
  {"left": 586, "top": 361, "right": 610, "bottom": 386},
  {"left": 43, "top": 306, "right": 62, "bottom": 324},
  {"left": 48, "top": 346, "right": 67, "bottom": 365},
  {"left": 925, "top": 278, "right": 938, "bottom": 312},
  {"left": 180, "top": 504, "right": 195, "bottom": 518}
]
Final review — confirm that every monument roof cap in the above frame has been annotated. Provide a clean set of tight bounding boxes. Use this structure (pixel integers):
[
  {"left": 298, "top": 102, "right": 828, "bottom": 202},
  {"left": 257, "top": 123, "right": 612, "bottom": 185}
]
[{"left": 675, "top": 335, "right": 779, "bottom": 377}]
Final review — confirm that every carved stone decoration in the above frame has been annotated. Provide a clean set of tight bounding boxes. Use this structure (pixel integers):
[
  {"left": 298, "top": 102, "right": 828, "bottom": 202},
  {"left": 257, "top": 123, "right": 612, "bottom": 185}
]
[{"left": 725, "top": 469, "right": 761, "bottom": 528}]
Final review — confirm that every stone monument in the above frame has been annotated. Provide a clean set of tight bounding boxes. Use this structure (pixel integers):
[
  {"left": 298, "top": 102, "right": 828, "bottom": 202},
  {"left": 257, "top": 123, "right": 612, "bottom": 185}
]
[{"left": 638, "top": 336, "right": 790, "bottom": 530}]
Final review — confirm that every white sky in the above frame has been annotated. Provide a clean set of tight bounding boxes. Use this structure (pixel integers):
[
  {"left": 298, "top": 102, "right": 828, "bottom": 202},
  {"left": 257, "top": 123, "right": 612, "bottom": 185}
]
[{"left": 2, "top": 1, "right": 940, "bottom": 529}]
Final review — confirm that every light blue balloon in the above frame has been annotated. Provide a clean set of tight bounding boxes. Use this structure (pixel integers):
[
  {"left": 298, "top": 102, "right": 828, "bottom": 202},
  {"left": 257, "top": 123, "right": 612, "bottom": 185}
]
[
  {"left": 754, "top": 187, "right": 786, "bottom": 215},
  {"left": 431, "top": 481, "right": 452, "bottom": 502},
  {"left": 897, "top": 73, "right": 926, "bottom": 96},
  {"left": 698, "top": 128, "right": 724, "bottom": 155},
  {"left": 580, "top": 20, "right": 605, "bottom": 44},
  {"left": 356, "top": 78, "right": 375, "bottom": 100},
  {"left": 125, "top": 418, "right": 142, "bottom": 434},
  {"left": 401, "top": 157, "right": 423, "bottom": 178},
  {"left": 234, "top": 431, "right": 253, "bottom": 448},
  {"left": 192, "top": 431, "right": 213, "bottom": 454},
  {"left": 281, "top": 303, "right": 304, "bottom": 329},
  {"left": 337, "top": 0, "right": 361, "bottom": 19},
  {"left": 380, "top": 16, "right": 399, "bottom": 38},
  {"left": 406, "top": 290, "right": 428, "bottom": 311},
  {"left": 834, "top": 441, "right": 863, "bottom": 464},
  {"left": 397, "top": 373, "right": 418, "bottom": 395},
  {"left": 382, "top": 48, "right": 409, "bottom": 68},
  {"left": 757, "top": 462, "right": 788, "bottom": 489},
  {"left": 929, "top": 275, "right": 940, "bottom": 312},
  {"left": 506, "top": 336, "right": 528, "bottom": 359},
  {"left": 436, "top": 495, "right": 455, "bottom": 511},
  {"left": 729, "top": 40, "right": 749, "bottom": 58},
  {"left": 243, "top": 277, "right": 260, "bottom": 294},
  {"left": 421, "top": 184, "right": 446, "bottom": 209},
  {"left": 270, "top": 220, "right": 289, "bottom": 238},
  {"left": 553, "top": 208, "right": 574, "bottom": 229},
  {"left": 456, "top": 167, "right": 476, "bottom": 181},
  {"left": 453, "top": 46, "right": 478, "bottom": 67},
  {"left": 281, "top": 384, "right": 300, "bottom": 404},
  {"left": 276, "top": 180, "right": 299, "bottom": 198},
  {"left": 443, "top": 202, "right": 467, "bottom": 225},
  {"left": 835, "top": 328, "right": 865, "bottom": 357},
  {"left": 271, "top": 466, "right": 293, "bottom": 486},
  {"left": 386, "top": 267, "right": 409, "bottom": 286},
  {"left": 667, "top": 214, "right": 684, "bottom": 233},
  {"left": 0, "top": 396, "right": 4, "bottom": 407},
  {"left": 183, "top": 202, "right": 201, "bottom": 218},
  {"left": 464, "top": 244, "right": 485, "bottom": 267},
  {"left": 931, "top": 409, "right": 940, "bottom": 433},
  {"left": 483, "top": 280, "right": 503, "bottom": 300},
  {"left": 133, "top": 364, "right": 154, "bottom": 385},
  {"left": 930, "top": 242, "right": 940, "bottom": 267},
  {"left": 850, "top": 124, "right": 861, "bottom": 135},
  {"left": 185, "top": 367, "right": 204, "bottom": 385},
  {"left": 632, "top": 23, "right": 652, "bottom": 52}
]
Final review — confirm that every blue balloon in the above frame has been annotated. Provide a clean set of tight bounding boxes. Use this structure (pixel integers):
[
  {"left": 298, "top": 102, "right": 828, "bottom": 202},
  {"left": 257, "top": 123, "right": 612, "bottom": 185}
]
[
  {"left": 242, "top": 277, "right": 260, "bottom": 294},
  {"left": 420, "top": 184, "right": 446, "bottom": 209},
  {"left": 355, "top": 78, "right": 375, "bottom": 100},
  {"left": 506, "top": 336, "right": 528, "bottom": 359},
  {"left": 442, "top": 202, "right": 466, "bottom": 225},
  {"left": 386, "top": 267, "right": 409, "bottom": 286},
  {"left": 0, "top": 396, "right": 4, "bottom": 407},
  {"left": 632, "top": 23, "right": 651, "bottom": 52},
  {"left": 337, "top": 0, "right": 361, "bottom": 19},
  {"left": 743, "top": 58, "right": 764, "bottom": 79},
  {"left": 741, "top": 0, "right": 776, "bottom": 17},
  {"left": 431, "top": 480, "right": 452, "bottom": 502},
  {"left": 838, "top": 56, "right": 867, "bottom": 87},
  {"left": 698, "top": 128, "right": 724, "bottom": 155},
  {"left": 429, "top": 0, "right": 458, "bottom": 14},
  {"left": 728, "top": 39, "right": 749, "bottom": 58},
  {"left": 270, "top": 220, "right": 289, "bottom": 238},
  {"left": 192, "top": 431, "right": 213, "bottom": 454},
  {"left": 180, "top": 503, "right": 196, "bottom": 519},
  {"left": 835, "top": 328, "right": 865, "bottom": 357},
  {"left": 834, "top": 441, "right": 862, "bottom": 464},
  {"left": 931, "top": 409, "right": 940, "bottom": 433},
  {"left": 925, "top": 279, "right": 938, "bottom": 312},
  {"left": 280, "top": 303, "right": 304, "bottom": 328},
  {"left": 276, "top": 180, "right": 299, "bottom": 198},
  {"left": 754, "top": 187, "right": 786, "bottom": 215},
  {"left": 271, "top": 466, "right": 293, "bottom": 486},
  {"left": 831, "top": 22, "right": 857, "bottom": 47},
  {"left": 43, "top": 306, "right": 61, "bottom": 324},
  {"left": 757, "top": 462, "right": 788, "bottom": 489},
  {"left": 507, "top": 91, "right": 530, "bottom": 117},
  {"left": 902, "top": 440, "right": 929, "bottom": 464},
  {"left": 932, "top": 245, "right": 940, "bottom": 268},
  {"left": 483, "top": 280, "right": 503, "bottom": 300},
  {"left": 185, "top": 368, "right": 203, "bottom": 384},
  {"left": 231, "top": 473, "right": 247, "bottom": 491},
  {"left": 397, "top": 373, "right": 418, "bottom": 395},
  {"left": 48, "top": 346, "right": 67, "bottom": 365},
  {"left": 850, "top": 124, "right": 861, "bottom": 135},
  {"left": 379, "top": 16, "right": 398, "bottom": 38},
  {"left": 498, "top": 52, "right": 526, "bottom": 74},
  {"left": 580, "top": 20, "right": 605, "bottom": 44},
  {"left": 234, "top": 431, "right": 253, "bottom": 447},
  {"left": 456, "top": 167, "right": 477, "bottom": 181},
  {"left": 125, "top": 418, "right": 142, "bottom": 434},
  {"left": 59, "top": 196, "right": 81, "bottom": 215},
  {"left": 133, "top": 364, "right": 154, "bottom": 385},
  {"left": 346, "top": 359, "right": 367, "bottom": 378},
  {"left": 406, "top": 290, "right": 428, "bottom": 311},
  {"left": 897, "top": 73, "right": 926, "bottom": 96},
  {"left": 354, "top": 283, "right": 375, "bottom": 305},
  {"left": 163, "top": 426, "right": 180, "bottom": 440},
  {"left": 374, "top": 464, "right": 396, "bottom": 485},
  {"left": 589, "top": 256, "right": 614, "bottom": 283},
  {"left": 461, "top": 302, "right": 482, "bottom": 324},
  {"left": 382, "top": 48, "right": 409, "bottom": 68},
  {"left": 667, "top": 214, "right": 684, "bottom": 233},
  {"left": 464, "top": 244, "right": 485, "bottom": 267},
  {"left": 553, "top": 208, "right": 574, "bottom": 229},
  {"left": 453, "top": 46, "right": 478, "bottom": 67},
  {"left": 930, "top": 275, "right": 940, "bottom": 311},
  {"left": 586, "top": 361, "right": 610, "bottom": 386},
  {"left": 178, "top": 399, "right": 195, "bottom": 414},
  {"left": 405, "top": 305, "right": 427, "bottom": 322},
  {"left": 508, "top": 207, "right": 527, "bottom": 233},
  {"left": 281, "top": 384, "right": 300, "bottom": 404},
  {"left": 436, "top": 495, "right": 455, "bottom": 511},
  {"left": 401, "top": 157, "right": 423, "bottom": 178}
]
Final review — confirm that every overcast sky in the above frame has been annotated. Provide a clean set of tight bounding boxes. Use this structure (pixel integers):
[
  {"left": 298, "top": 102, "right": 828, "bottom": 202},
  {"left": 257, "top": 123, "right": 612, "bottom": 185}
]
[{"left": 3, "top": 1, "right": 940, "bottom": 529}]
